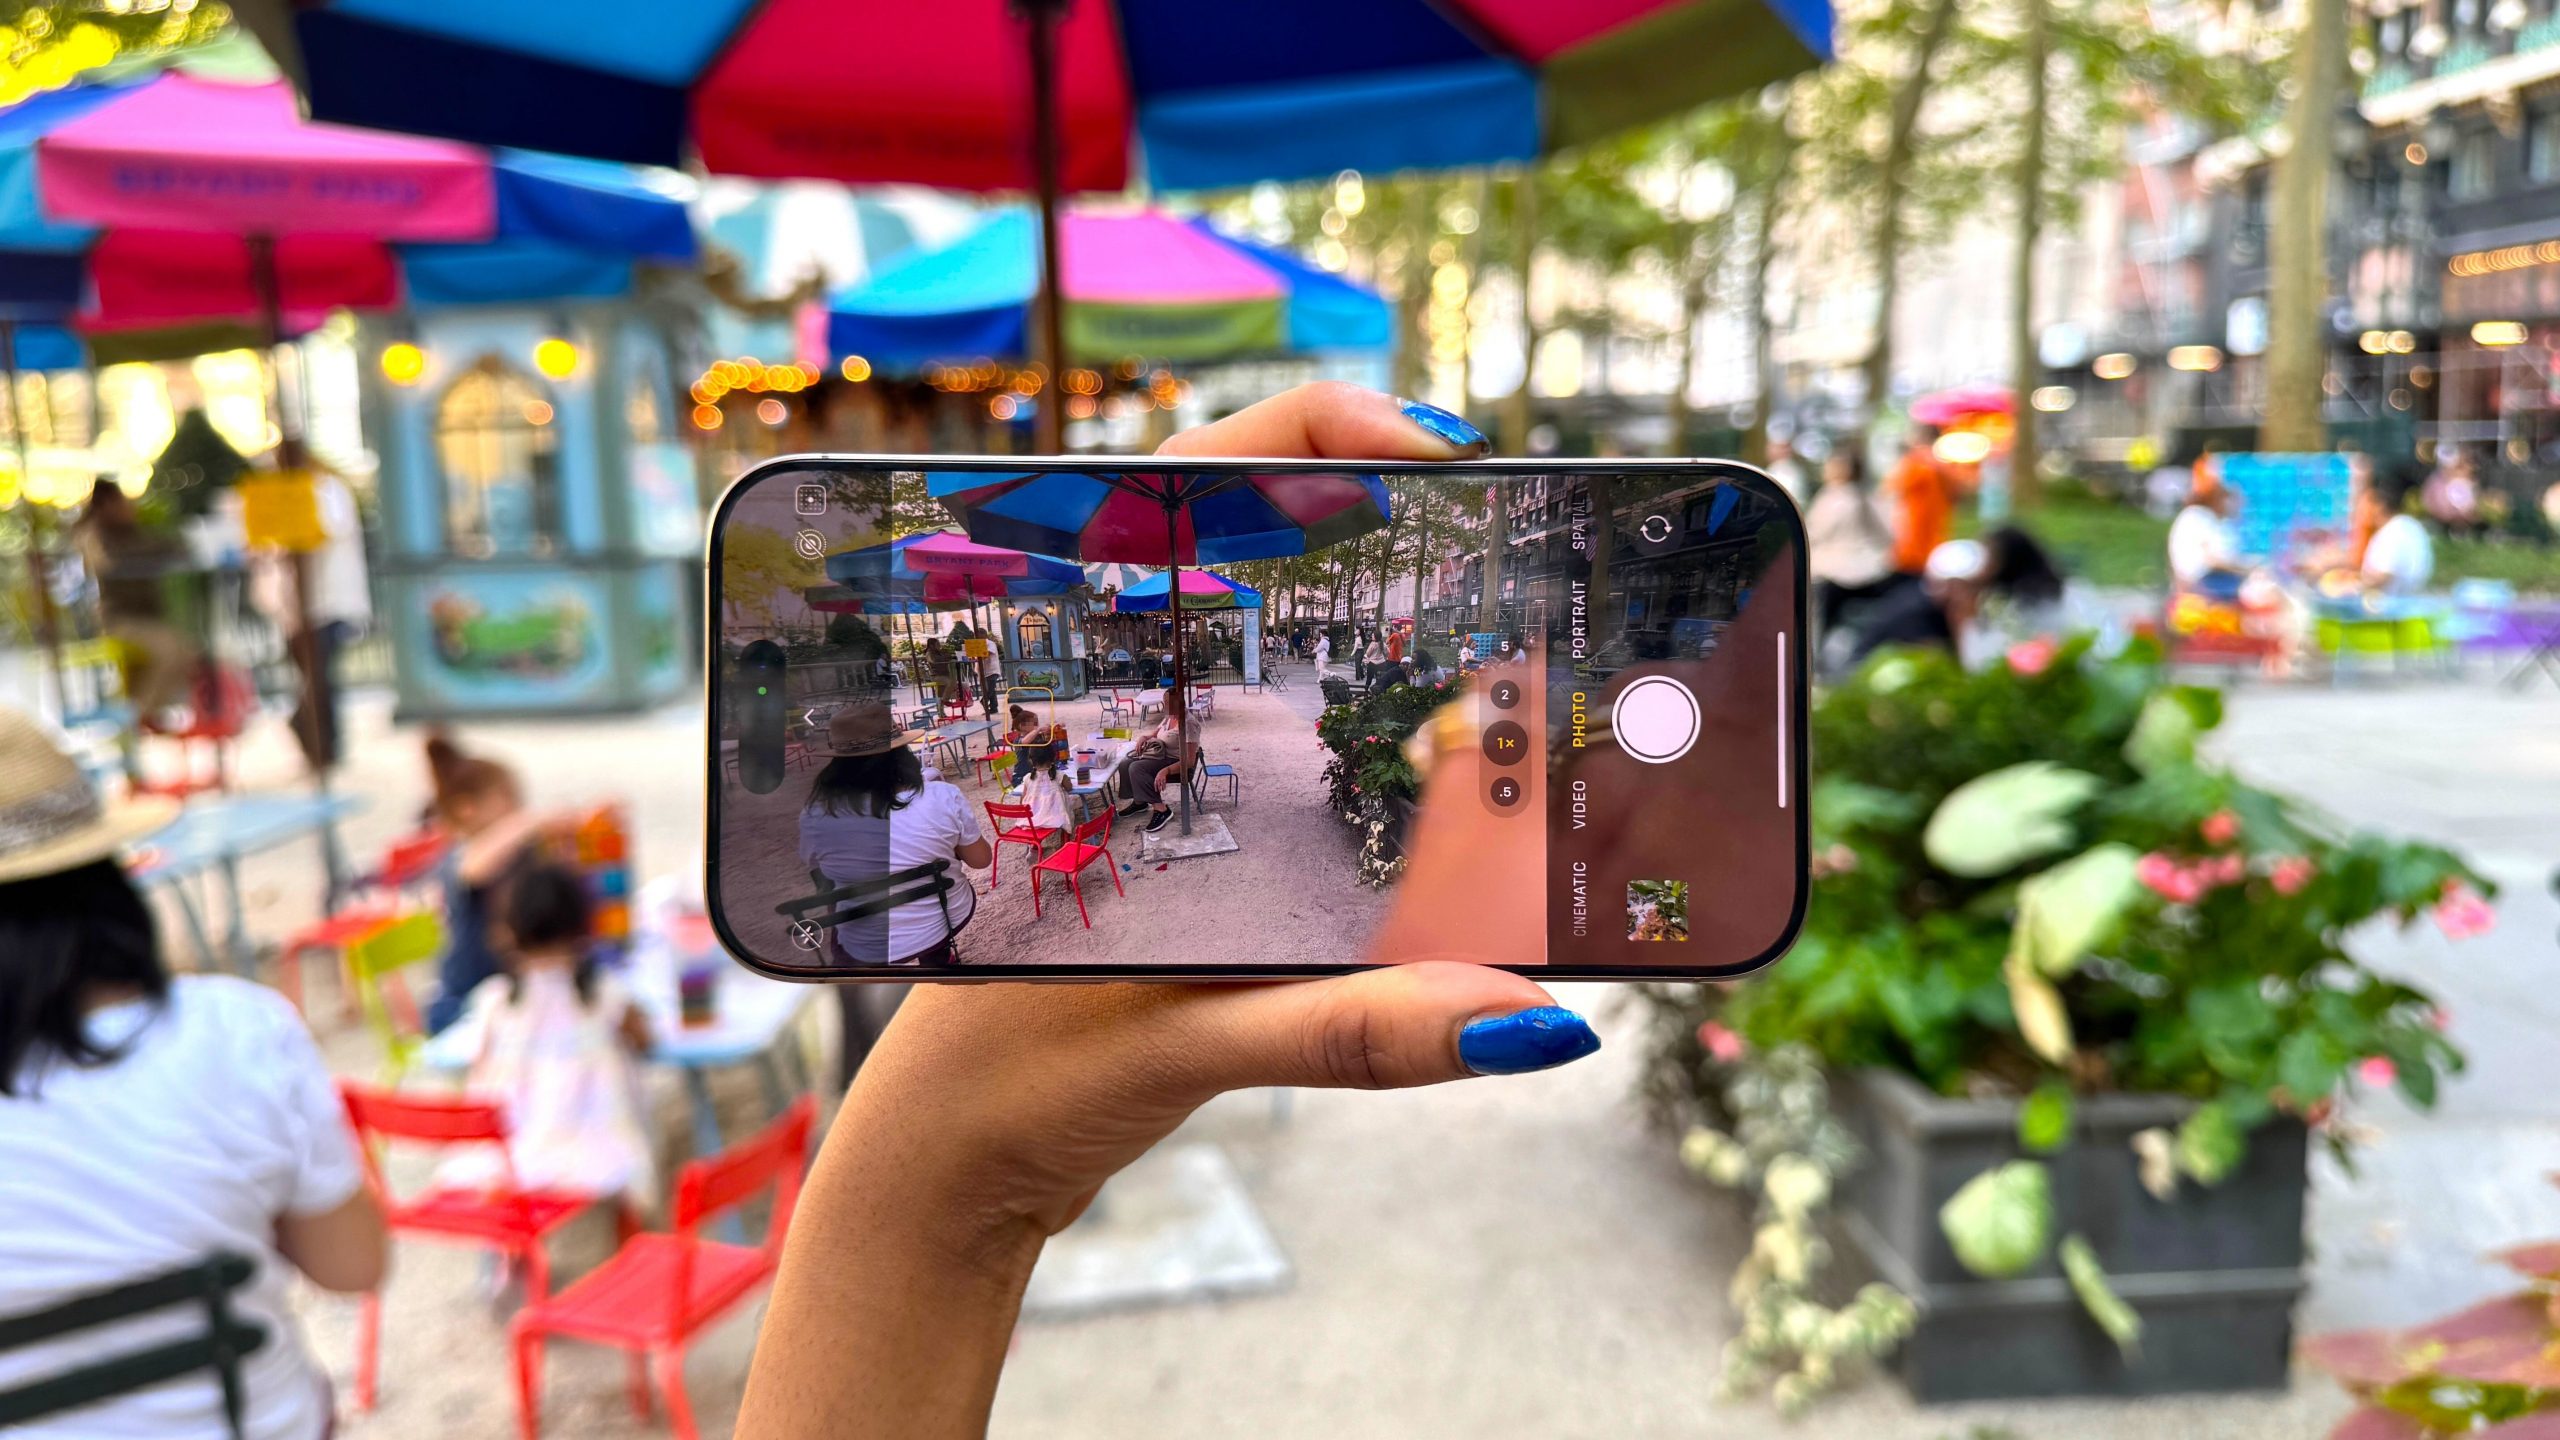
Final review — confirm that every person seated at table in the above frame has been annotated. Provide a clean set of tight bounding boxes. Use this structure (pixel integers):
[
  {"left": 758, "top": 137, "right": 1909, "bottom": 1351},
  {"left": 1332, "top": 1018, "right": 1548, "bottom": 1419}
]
[
  {"left": 2168, "top": 475, "right": 2246, "bottom": 601},
  {"left": 2358, "top": 478, "right": 2436, "bottom": 597},
  {"left": 798, "top": 703, "right": 991, "bottom": 971},
  {"left": 422, "top": 731, "right": 565, "bottom": 1035},
  {"left": 0, "top": 708, "right": 387, "bottom": 1440},
  {"left": 1115, "top": 688, "right": 1199, "bottom": 836},
  {"left": 1017, "top": 742, "right": 1074, "bottom": 834},
  {"left": 1371, "top": 652, "right": 1412, "bottom": 692},
  {"left": 436, "top": 861, "right": 657, "bottom": 1210},
  {"left": 1004, "top": 705, "right": 1045, "bottom": 745}
]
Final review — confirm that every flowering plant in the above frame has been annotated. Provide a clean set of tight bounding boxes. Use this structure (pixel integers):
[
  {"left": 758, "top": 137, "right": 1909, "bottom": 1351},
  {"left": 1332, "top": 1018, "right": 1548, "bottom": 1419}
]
[{"left": 1634, "top": 635, "right": 2494, "bottom": 1407}]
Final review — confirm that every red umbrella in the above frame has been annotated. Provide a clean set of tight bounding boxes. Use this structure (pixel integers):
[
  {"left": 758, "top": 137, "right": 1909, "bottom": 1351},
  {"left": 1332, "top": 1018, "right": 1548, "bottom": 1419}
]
[{"left": 1909, "top": 384, "right": 2015, "bottom": 427}]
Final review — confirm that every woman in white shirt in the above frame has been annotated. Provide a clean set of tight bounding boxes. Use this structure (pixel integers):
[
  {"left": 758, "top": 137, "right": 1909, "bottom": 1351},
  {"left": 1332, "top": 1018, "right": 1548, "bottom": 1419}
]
[
  {"left": 796, "top": 704, "right": 991, "bottom": 969},
  {"left": 0, "top": 710, "right": 385, "bottom": 1440},
  {"left": 2357, "top": 482, "right": 2436, "bottom": 596}
]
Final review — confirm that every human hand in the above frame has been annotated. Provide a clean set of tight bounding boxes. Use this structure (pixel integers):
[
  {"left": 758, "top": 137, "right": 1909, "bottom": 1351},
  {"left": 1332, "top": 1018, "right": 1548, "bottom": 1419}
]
[{"left": 742, "top": 385, "right": 1597, "bottom": 1439}]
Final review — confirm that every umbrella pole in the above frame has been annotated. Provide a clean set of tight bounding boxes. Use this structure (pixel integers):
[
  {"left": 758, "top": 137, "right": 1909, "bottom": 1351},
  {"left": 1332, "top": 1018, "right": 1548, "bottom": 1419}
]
[
  {"left": 1022, "top": 0, "right": 1068, "bottom": 455},
  {"left": 1, "top": 319, "right": 67, "bottom": 716},
  {"left": 1165, "top": 502, "right": 1191, "bottom": 837},
  {"left": 249, "top": 236, "right": 333, "bottom": 782}
]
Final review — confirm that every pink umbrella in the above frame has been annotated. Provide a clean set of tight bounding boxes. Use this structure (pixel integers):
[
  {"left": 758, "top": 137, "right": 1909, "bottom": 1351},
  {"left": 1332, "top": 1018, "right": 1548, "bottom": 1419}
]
[
  {"left": 35, "top": 75, "right": 493, "bottom": 333},
  {"left": 1909, "top": 384, "right": 2015, "bottom": 427}
]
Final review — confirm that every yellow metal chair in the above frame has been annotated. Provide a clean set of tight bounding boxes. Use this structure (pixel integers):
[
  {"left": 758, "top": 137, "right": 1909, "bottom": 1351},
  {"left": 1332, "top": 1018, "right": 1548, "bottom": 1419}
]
[{"left": 343, "top": 912, "right": 445, "bottom": 1084}]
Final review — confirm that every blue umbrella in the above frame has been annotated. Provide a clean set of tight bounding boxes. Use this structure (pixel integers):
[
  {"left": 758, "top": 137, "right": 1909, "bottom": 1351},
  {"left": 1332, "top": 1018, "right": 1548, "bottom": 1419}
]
[{"left": 1111, "top": 570, "right": 1263, "bottom": 612}]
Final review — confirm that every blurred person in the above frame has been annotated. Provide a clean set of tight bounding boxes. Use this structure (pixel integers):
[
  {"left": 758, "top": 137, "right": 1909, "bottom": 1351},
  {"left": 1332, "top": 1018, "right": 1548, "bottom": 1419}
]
[
  {"left": 1456, "top": 633, "right": 1476, "bottom": 669},
  {"left": 436, "top": 861, "right": 656, "bottom": 1208},
  {"left": 0, "top": 709, "right": 386, "bottom": 1440},
  {"left": 1806, "top": 449, "right": 1896, "bottom": 634},
  {"left": 2360, "top": 479, "right": 2436, "bottom": 596},
  {"left": 2168, "top": 475, "right": 2245, "bottom": 600},
  {"left": 71, "top": 483, "right": 197, "bottom": 725},
  {"left": 1311, "top": 629, "right": 1331, "bottom": 675},
  {"left": 1372, "top": 651, "right": 1412, "bottom": 691},
  {"left": 422, "top": 732, "right": 557, "bottom": 1035},
  {"left": 1941, "top": 527, "right": 2116, "bottom": 667},
  {"left": 1386, "top": 626, "right": 1405, "bottom": 664},
  {"left": 1763, "top": 436, "right": 1812, "bottom": 507},
  {"left": 1887, "top": 426, "right": 1957, "bottom": 574},
  {"left": 2421, "top": 449, "right": 2482, "bottom": 538},
  {"left": 735, "top": 382, "right": 1600, "bottom": 1440},
  {"left": 1017, "top": 743, "right": 1073, "bottom": 835}
]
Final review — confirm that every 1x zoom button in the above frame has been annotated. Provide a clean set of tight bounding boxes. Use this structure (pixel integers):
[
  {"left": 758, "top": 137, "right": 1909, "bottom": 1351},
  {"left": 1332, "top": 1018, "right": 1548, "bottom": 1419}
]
[{"left": 1482, "top": 720, "right": 1529, "bottom": 767}]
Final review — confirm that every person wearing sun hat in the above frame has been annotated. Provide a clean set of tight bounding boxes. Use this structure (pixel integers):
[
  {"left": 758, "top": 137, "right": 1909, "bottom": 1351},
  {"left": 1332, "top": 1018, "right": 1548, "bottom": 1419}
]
[
  {"left": 0, "top": 708, "right": 387, "bottom": 1439},
  {"left": 795, "top": 702, "right": 992, "bottom": 1086}
]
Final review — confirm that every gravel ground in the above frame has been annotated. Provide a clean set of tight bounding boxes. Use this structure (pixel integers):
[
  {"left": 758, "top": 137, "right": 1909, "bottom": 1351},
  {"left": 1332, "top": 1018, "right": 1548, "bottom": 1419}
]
[
  {"left": 81, "top": 667, "right": 2358, "bottom": 1440},
  {"left": 713, "top": 679, "right": 1390, "bottom": 970}
]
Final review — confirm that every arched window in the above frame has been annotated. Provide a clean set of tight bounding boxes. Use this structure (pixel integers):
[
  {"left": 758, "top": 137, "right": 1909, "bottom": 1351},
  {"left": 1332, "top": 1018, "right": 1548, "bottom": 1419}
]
[
  {"left": 436, "top": 356, "right": 561, "bottom": 558},
  {"left": 1017, "top": 606, "right": 1053, "bottom": 659}
]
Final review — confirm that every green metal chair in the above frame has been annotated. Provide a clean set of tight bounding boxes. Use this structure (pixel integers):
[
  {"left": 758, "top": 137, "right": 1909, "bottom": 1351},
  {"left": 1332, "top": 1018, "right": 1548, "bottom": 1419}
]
[{"left": 0, "top": 1252, "right": 266, "bottom": 1440}]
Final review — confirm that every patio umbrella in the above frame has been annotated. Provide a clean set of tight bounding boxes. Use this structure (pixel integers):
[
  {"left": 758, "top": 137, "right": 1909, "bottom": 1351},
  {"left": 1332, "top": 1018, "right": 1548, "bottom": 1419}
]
[
  {"left": 1909, "top": 384, "right": 2015, "bottom": 427},
  {"left": 930, "top": 463, "right": 1390, "bottom": 833},
  {"left": 823, "top": 206, "right": 1389, "bottom": 370},
  {"left": 1111, "top": 569, "right": 1262, "bottom": 612},
  {"left": 255, "top": 0, "right": 1836, "bottom": 447},
  {"left": 3, "top": 61, "right": 696, "bottom": 773},
  {"left": 1082, "top": 562, "right": 1154, "bottom": 594}
]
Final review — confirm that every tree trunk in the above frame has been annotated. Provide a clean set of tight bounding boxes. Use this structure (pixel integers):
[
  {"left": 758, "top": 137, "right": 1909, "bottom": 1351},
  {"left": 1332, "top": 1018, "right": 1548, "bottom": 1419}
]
[
  {"left": 2008, "top": 0, "right": 2051, "bottom": 509},
  {"left": 2261, "top": 0, "right": 2348, "bottom": 452},
  {"left": 1390, "top": 181, "right": 1433, "bottom": 404},
  {"left": 1856, "top": 0, "right": 1963, "bottom": 432},
  {"left": 1745, "top": 132, "right": 1795, "bottom": 466},
  {"left": 1666, "top": 219, "right": 1710, "bottom": 458},
  {"left": 1499, "top": 169, "right": 1540, "bottom": 453}
]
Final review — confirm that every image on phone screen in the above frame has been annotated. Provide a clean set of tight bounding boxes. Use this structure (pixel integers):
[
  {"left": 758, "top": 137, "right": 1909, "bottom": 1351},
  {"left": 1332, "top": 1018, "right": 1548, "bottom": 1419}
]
[{"left": 706, "top": 459, "right": 1807, "bottom": 981}]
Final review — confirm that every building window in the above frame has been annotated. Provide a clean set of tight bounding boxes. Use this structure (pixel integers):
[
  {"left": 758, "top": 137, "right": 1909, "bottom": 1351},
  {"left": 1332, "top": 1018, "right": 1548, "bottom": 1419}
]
[
  {"left": 2530, "top": 108, "right": 2560, "bottom": 183},
  {"left": 436, "top": 356, "right": 561, "bottom": 559},
  {"left": 1017, "top": 607, "right": 1052, "bottom": 659},
  {"left": 2450, "top": 130, "right": 2497, "bottom": 200}
]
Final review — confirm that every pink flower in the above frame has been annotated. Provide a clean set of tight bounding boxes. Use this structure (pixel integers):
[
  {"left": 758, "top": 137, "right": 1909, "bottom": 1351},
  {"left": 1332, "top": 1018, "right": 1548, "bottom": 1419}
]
[
  {"left": 2434, "top": 881, "right": 2495, "bottom": 941},
  {"left": 1697, "top": 1020, "right": 1747, "bottom": 1063},
  {"left": 2139, "top": 852, "right": 2204, "bottom": 904},
  {"left": 2207, "top": 853, "right": 2248, "bottom": 889},
  {"left": 2357, "top": 1056, "right": 2398, "bottom": 1089},
  {"left": 2200, "top": 810, "right": 2240, "bottom": 847},
  {"left": 2006, "top": 638, "right": 2059, "bottom": 677},
  {"left": 2424, "top": 1007, "right": 2451, "bottom": 1032},
  {"left": 2269, "top": 856, "right": 2316, "bottom": 896}
]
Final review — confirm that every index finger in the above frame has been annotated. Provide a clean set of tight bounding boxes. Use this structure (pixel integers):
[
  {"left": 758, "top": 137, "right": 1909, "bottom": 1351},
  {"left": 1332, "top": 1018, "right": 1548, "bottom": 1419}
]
[{"left": 1156, "top": 381, "right": 1490, "bottom": 462}]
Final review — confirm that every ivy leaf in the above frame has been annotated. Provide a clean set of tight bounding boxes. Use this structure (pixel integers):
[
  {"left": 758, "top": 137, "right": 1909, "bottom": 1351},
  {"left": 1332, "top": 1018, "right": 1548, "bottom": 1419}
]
[
  {"left": 1940, "top": 1161, "right": 2053, "bottom": 1279},
  {"left": 2173, "top": 1101, "right": 2245, "bottom": 1186},
  {"left": 2060, "top": 1234, "right": 2144, "bottom": 1359},
  {"left": 2019, "top": 1082, "right": 2075, "bottom": 1155},
  {"left": 1925, "top": 762, "right": 2102, "bottom": 878},
  {"left": 2012, "top": 843, "right": 2144, "bottom": 978},
  {"left": 2123, "top": 687, "right": 2222, "bottom": 775}
]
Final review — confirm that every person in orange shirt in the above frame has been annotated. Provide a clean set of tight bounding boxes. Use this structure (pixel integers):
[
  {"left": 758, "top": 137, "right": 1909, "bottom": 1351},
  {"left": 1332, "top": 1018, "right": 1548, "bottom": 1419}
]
[{"left": 1888, "top": 427, "right": 1954, "bottom": 574}]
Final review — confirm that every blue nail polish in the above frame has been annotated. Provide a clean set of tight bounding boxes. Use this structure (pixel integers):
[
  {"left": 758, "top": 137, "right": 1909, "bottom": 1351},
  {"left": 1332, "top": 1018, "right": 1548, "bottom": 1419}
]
[
  {"left": 1459, "top": 1006, "right": 1601, "bottom": 1076},
  {"left": 1399, "top": 400, "right": 1491, "bottom": 455}
]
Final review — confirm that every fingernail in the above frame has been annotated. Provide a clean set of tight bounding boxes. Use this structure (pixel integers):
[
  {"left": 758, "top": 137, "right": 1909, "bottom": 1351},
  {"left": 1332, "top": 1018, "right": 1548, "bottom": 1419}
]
[
  {"left": 1399, "top": 399, "right": 1491, "bottom": 456},
  {"left": 1459, "top": 1006, "right": 1601, "bottom": 1075}
]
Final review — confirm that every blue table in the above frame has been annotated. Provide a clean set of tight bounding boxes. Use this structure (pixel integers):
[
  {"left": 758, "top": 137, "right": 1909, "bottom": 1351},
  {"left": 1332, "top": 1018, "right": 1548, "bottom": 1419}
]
[{"left": 128, "top": 792, "right": 362, "bottom": 977}]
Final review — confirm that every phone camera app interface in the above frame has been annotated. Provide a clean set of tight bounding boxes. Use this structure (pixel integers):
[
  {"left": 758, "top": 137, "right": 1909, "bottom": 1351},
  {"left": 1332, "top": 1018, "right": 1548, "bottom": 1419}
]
[{"left": 710, "top": 464, "right": 1801, "bottom": 976}]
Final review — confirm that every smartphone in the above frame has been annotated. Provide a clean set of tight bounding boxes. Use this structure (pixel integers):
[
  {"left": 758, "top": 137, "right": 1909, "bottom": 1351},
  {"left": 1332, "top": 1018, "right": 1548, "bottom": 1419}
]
[{"left": 705, "top": 456, "right": 1807, "bottom": 982}]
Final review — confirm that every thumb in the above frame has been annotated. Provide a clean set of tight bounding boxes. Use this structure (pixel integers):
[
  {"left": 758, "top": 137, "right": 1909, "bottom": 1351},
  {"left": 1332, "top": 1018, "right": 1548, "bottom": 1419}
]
[{"left": 1173, "top": 962, "right": 1601, "bottom": 1094}]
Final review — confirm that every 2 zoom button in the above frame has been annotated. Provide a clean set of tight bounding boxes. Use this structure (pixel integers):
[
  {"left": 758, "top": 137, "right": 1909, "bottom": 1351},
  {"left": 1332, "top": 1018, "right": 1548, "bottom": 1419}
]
[
  {"left": 1488, "top": 679, "right": 1521, "bottom": 710},
  {"left": 1481, "top": 720, "right": 1529, "bottom": 767}
]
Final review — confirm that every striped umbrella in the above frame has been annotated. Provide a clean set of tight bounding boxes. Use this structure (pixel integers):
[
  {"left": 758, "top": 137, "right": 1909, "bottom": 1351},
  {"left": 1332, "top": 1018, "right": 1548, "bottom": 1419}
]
[
  {"left": 1081, "top": 562, "right": 1154, "bottom": 594},
  {"left": 252, "top": 0, "right": 1834, "bottom": 446},
  {"left": 1111, "top": 570, "right": 1262, "bottom": 613}
]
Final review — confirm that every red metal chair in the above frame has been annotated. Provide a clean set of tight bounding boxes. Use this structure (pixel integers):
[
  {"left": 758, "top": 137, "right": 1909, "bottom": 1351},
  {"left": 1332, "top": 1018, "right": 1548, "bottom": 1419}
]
[
  {"left": 1030, "top": 809, "right": 1124, "bottom": 928},
  {"left": 510, "top": 1098, "right": 817, "bottom": 1440},
  {"left": 275, "top": 828, "right": 450, "bottom": 1019},
  {"left": 337, "top": 1082, "right": 634, "bottom": 1413},
  {"left": 983, "top": 800, "right": 1057, "bottom": 885},
  {"left": 973, "top": 742, "right": 1016, "bottom": 788}
]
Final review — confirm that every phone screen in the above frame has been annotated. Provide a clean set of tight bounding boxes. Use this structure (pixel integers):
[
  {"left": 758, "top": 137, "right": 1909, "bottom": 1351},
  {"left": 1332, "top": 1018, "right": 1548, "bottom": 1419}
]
[{"left": 707, "top": 458, "right": 1805, "bottom": 980}]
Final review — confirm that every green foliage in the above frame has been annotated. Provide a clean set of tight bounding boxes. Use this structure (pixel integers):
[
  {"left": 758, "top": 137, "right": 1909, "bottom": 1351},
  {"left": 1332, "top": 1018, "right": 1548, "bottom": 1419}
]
[
  {"left": 1312, "top": 678, "right": 1460, "bottom": 814},
  {"left": 1941, "top": 1161, "right": 2052, "bottom": 1279},
  {"left": 2058, "top": 1235, "right": 2143, "bottom": 1358},
  {"left": 2017, "top": 1082, "right": 2075, "bottom": 1154}
]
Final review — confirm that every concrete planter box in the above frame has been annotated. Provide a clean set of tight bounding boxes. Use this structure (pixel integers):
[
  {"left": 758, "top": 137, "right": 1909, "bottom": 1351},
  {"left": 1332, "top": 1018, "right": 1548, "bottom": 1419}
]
[{"left": 1832, "top": 1069, "right": 2307, "bottom": 1403}]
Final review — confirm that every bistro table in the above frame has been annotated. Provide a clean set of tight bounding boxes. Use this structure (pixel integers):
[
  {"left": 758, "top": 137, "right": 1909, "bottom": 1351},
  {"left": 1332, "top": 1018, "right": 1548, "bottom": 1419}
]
[
  {"left": 1006, "top": 737, "right": 1132, "bottom": 821},
  {"left": 128, "top": 791, "right": 363, "bottom": 976}
]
